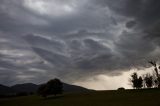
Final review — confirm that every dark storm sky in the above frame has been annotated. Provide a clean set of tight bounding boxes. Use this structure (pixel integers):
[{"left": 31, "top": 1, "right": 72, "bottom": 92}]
[{"left": 0, "top": 0, "right": 160, "bottom": 86}]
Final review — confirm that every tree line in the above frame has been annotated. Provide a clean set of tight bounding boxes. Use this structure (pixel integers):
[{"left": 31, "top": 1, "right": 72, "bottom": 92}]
[{"left": 130, "top": 61, "right": 160, "bottom": 89}]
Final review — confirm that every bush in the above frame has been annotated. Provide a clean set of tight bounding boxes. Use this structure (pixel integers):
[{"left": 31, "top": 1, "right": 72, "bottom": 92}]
[{"left": 117, "top": 87, "right": 125, "bottom": 91}]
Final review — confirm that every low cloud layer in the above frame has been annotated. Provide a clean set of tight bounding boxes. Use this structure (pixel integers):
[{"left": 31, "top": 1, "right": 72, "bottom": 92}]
[{"left": 0, "top": 0, "right": 160, "bottom": 86}]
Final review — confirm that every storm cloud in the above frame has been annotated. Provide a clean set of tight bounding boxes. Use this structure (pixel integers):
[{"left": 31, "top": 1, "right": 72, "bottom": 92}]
[{"left": 0, "top": 0, "right": 160, "bottom": 86}]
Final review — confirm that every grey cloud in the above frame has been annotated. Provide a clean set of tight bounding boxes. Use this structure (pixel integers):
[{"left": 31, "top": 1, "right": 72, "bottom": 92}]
[
  {"left": 31, "top": 47, "right": 70, "bottom": 68},
  {"left": 95, "top": 0, "right": 160, "bottom": 25},
  {"left": 24, "top": 34, "right": 66, "bottom": 54},
  {"left": 0, "top": 0, "right": 160, "bottom": 85},
  {"left": 126, "top": 20, "right": 137, "bottom": 29},
  {"left": 114, "top": 31, "right": 156, "bottom": 68},
  {"left": 0, "top": 0, "right": 116, "bottom": 35}
]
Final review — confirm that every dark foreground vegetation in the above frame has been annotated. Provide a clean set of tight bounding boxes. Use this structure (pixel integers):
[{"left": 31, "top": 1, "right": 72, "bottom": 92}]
[{"left": 0, "top": 89, "right": 160, "bottom": 106}]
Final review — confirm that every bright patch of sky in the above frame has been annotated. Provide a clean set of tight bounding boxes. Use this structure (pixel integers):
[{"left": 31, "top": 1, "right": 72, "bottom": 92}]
[{"left": 24, "top": 0, "right": 80, "bottom": 17}]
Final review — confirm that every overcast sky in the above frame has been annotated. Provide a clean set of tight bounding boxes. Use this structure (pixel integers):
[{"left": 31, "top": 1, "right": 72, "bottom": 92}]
[{"left": 0, "top": 0, "right": 160, "bottom": 90}]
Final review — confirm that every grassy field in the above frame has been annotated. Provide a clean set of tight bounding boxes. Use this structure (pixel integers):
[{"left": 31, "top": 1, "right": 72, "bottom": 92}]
[{"left": 0, "top": 89, "right": 160, "bottom": 106}]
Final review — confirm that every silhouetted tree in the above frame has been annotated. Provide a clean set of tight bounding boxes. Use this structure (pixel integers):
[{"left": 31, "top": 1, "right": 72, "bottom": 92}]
[
  {"left": 138, "top": 76, "right": 143, "bottom": 88},
  {"left": 130, "top": 72, "right": 143, "bottom": 89},
  {"left": 131, "top": 72, "right": 138, "bottom": 89},
  {"left": 148, "top": 60, "right": 160, "bottom": 88},
  {"left": 144, "top": 74, "right": 153, "bottom": 88},
  {"left": 37, "top": 78, "right": 63, "bottom": 98}
]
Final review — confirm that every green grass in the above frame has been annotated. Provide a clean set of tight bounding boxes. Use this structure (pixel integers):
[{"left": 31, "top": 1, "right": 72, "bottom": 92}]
[{"left": 1, "top": 89, "right": 160, "bottom": 106}]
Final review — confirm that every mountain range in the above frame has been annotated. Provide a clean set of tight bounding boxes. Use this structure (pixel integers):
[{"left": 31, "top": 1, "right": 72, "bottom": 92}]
[{"left": 0, "top": 83, "right": 91, "bottom": 95}]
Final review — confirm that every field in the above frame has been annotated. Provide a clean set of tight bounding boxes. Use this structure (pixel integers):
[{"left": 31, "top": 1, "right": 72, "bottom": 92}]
[{"left": 0, "top": 89, "right": 160, "bottom": 106}]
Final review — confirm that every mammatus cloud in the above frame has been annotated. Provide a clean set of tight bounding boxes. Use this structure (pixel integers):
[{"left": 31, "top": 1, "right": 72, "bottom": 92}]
[{"left": 0, "top": 0, "right": 160, "bottom": 89}]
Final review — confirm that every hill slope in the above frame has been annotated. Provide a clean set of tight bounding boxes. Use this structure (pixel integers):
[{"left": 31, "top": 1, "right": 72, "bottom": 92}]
[
  {"left": 11, "top": 83, "right": 39, "bottom": 93},
  {"left": 0, "top": 85, "right": 14, "bottom": 95},
  {"left": 63, "top": 83, "right": 90, "bottom": 92},
  {"left": 0, "top": 83, "right": 90, "bottom": 95}
]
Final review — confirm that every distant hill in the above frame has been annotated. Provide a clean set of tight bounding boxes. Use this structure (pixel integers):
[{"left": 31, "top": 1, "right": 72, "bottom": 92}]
[
  {"left": 0, "top": 83, "right": 91, "bottom": 95},
  {"left": 63, "top": 83, "right": 90, "bottom": 92},
  {"left": 0, "top": 84, "right": 15, "bottom": 95},
  {"left": 11, "top": 83, "right": 39, "bottom": 93}
]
